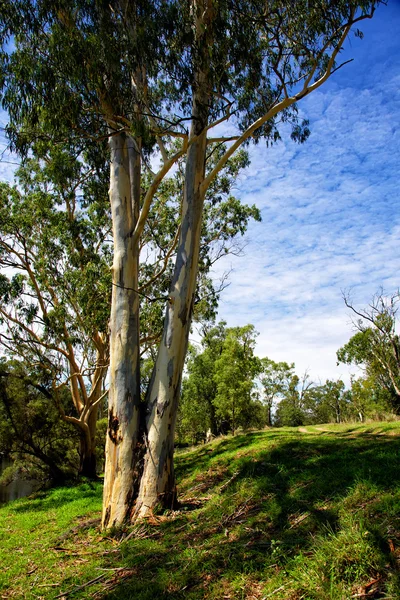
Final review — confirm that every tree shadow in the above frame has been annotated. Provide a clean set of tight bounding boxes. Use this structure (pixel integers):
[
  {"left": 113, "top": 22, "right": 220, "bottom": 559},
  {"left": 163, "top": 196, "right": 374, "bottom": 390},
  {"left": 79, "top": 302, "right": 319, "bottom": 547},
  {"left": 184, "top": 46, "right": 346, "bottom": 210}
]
[{"left": 55, "top": 432, "right": 400, "bottom": 599}]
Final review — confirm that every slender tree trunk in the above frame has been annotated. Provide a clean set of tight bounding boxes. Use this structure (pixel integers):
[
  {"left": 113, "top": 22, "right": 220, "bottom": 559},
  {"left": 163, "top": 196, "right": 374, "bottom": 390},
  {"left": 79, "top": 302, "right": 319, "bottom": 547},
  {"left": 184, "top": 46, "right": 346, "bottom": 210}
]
[
  {"left": 134, "top": 123, "right": 208, "bottom": 517},
  {"left": 267, "top": 402, "right": 273, "bottom": 427},
  {"left": 207, "top": 396, "right": 218, "bottom": 436},
  {"left": 134, "top": 41, "right": 211, "bottom": 515},
  {"left": 102, "top": 132, "right": 142, "bottom": 529},
  {"left": 78, "top": 408, "right": 98, "bottom": 478},
  {"left": 336, "top": 401, "right": 341, "bottom": 424}
]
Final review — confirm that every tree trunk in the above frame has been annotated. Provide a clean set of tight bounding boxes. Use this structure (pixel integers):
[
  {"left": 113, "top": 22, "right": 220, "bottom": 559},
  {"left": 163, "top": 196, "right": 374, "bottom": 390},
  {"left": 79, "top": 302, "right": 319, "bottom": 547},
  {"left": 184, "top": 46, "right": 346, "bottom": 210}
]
[
  {"left": 207, "top": 396, "right": 218, "bottom": 436},
  {"left": 78, "top": 408, "right": 98, "bottom": 479},
  {"left": 102, "top": 132, "right": 142, "bottom": 529},
  {"left": 336, "top": 402, "right": 341, "bottom": 424},
  {"left": 134, "top": 125, "right": 208, "bottom": 517},
  {"left": 267, "top": 402, "right": 273, "bottom": 427},
  {"left": 134, "top": 81, "right": 211, "bottom": 518}
]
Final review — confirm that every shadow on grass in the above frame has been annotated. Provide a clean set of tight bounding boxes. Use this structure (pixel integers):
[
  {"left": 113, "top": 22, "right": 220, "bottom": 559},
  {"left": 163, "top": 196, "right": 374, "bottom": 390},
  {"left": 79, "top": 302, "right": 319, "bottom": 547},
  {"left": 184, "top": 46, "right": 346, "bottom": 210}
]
[
  {"left": 61, "top": 432, "right": 400, "bottom": 599},
  {"left": 175, "top": 430, "right": 296, "bottom": 481}
]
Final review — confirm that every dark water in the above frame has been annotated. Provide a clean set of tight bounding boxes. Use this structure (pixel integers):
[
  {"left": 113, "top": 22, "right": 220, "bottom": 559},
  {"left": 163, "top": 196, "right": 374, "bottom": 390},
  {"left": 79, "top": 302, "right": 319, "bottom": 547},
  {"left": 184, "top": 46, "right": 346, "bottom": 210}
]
[{"left": 0, "top": 457, "right": 39, "bottom": 504}]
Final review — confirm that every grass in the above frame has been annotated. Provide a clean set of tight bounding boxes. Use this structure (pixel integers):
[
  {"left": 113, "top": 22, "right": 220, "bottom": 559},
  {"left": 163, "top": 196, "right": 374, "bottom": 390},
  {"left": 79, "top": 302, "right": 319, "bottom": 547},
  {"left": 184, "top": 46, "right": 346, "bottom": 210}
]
[{"left": 1, "top": 422, "right": 400, "bottom": 599}]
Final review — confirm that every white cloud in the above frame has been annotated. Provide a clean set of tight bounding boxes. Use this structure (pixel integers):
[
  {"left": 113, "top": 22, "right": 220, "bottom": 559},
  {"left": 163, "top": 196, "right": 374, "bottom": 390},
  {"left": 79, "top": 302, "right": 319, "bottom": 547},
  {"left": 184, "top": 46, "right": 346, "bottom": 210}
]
[{"left": 211, "top": 5, "right": 400, "bottom": 386}]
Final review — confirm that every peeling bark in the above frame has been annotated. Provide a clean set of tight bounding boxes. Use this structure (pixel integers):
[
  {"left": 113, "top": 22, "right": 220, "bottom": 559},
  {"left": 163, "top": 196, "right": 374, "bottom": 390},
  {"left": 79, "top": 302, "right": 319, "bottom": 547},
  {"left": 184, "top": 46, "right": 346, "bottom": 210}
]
[{"left": 102, "top": 132, "right": 143, "bottom": 528}]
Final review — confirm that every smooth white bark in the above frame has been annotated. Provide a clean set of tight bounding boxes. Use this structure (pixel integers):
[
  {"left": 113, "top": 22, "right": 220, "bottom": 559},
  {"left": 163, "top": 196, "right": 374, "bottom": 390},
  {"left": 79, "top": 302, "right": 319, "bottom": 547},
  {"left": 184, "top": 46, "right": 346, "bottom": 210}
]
[
  {"left": 134, "top": 0, "right": 212, "bottom": 517},
  {"left": 102, "top": 133, "right": 142, "bottom": 528},
  {"left": 135, "top": 128, "right": 208, "bottom": 516}
]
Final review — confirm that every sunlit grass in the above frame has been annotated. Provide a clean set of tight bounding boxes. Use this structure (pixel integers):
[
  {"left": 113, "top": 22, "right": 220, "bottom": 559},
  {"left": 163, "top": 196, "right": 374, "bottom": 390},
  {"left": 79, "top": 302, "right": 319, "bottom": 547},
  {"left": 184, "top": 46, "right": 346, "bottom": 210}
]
[
  {"left": 0, "top": 481, "right": 107, "bottom": 598},
  {"left": 1, "top": 422, "right": 400, "bottom": 599}
]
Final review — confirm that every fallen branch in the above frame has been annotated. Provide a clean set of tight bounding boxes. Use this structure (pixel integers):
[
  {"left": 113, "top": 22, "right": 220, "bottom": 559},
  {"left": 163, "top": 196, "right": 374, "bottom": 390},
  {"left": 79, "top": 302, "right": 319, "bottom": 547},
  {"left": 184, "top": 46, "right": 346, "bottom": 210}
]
[
  {"left": 219, "top": 470, "right": 240, "bottom": 492},
  {"left": 90, "top": 569, "right": 138, "bottom": 599},
  {"left": 54, "top": 574, "right": 107, "bottom": 598}
]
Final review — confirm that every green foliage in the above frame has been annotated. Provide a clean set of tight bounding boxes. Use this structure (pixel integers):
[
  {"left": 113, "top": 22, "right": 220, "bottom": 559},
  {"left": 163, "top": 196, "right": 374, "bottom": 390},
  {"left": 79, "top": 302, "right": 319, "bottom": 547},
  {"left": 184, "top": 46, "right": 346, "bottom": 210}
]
[
  {"left": 306, "top": 379, "right": 351, "bottom": 424},
  {"left": 179, "top": 323, "right": 263, "bottom": 442},
  {"left": 179, "top": 323, "right": 226, "bottom": 443},
  {"left": 338, "top": 292, "right": 400, "bottom": 413},
  {"left": 259, "top": 358, "right": 295, "bottom": 426},
  {"left": 348, "top": 376, "right": 392, "bottom": 421},
  {"left": 0, "top": 360, "right": 79, "bottom": 482},
  {"left": 274, "top": 372, "right": 314, "bottom": 426},
  {"left": 0, "top": 0, "right": 361, "bottom": 153},
  {"left": 214, "top": 325, "right": 262, "bottom": 434},
  {"left": 0, "top": 154, "right": 111, "bottom": 354}
]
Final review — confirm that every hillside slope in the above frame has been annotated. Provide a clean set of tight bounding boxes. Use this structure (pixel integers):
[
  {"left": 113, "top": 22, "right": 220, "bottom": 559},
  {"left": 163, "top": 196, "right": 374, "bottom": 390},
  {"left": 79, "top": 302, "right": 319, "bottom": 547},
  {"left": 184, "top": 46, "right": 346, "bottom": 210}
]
[{"left": 1, "top": 423, "right": 400, "bottom": 599}]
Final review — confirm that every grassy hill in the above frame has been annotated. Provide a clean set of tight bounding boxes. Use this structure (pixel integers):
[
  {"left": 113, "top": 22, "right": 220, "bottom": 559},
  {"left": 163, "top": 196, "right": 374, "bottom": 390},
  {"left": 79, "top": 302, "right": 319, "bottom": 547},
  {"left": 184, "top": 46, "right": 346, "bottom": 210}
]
[{"left": 1, "top": 422, "right": 400, "bottom": 599}]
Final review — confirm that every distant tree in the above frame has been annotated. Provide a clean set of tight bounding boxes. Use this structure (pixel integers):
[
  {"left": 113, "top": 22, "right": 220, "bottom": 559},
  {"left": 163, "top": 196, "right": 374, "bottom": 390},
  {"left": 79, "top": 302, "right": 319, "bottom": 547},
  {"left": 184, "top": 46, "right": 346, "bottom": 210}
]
[
  {"left": 259, "top": 358, "right": 295, "bottom": 426},
  {"left": 275, "top": 372, "right": 313, "bottom": 427},
  {"left": 179, "top": 323, "right": 226, "bottom": 443},
  {"left": 178, "top": 348, "right": 216, "bottom": 444},
  {"left": 348, "top": 375, "right": 392, "bottom": 422},
  {"left": 214, "top": 325, "right": 261, "bottom": 435},
  {"left": 338, "top": 291, "right": 400, "bottom": 412},
  {"left": 306, "top": 379, "right": 350, "bottom": 424},
  {"left": 179, "top": 322, "right": 263, "bottom": 441}
]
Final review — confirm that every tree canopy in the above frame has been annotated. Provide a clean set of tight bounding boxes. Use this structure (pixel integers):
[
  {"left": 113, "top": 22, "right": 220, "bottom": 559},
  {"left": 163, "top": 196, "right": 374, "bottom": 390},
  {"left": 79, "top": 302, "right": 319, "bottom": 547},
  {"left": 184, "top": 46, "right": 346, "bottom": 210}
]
[{"left": 338, "top": 291, "right": 400, "bottom": 413}]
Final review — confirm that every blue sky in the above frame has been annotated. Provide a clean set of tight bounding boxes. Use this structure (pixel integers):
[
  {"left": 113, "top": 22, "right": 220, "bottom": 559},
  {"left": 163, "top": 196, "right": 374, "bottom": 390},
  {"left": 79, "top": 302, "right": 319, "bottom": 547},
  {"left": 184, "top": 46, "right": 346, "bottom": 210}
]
[
  {"left": 210, "top": 1, "right": 400, "bottom": 384},
  {"left": 1, "top": 3, "right": 399, "bottom": 386}
]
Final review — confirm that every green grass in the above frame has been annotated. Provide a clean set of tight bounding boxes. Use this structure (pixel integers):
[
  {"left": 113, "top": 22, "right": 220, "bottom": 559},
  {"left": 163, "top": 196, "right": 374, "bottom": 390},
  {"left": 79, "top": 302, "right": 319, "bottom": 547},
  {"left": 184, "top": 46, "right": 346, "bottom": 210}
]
[{"left": 1, "top": 422, "right": 400, "bottom": 599}]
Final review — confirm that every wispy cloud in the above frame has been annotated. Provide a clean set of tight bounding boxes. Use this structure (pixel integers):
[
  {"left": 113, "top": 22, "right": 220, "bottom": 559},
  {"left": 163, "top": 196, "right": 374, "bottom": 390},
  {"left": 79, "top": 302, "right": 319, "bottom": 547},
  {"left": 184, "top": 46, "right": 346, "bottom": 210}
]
[{"left": 212, "top": 3, "right": 400, "bottom": 385}]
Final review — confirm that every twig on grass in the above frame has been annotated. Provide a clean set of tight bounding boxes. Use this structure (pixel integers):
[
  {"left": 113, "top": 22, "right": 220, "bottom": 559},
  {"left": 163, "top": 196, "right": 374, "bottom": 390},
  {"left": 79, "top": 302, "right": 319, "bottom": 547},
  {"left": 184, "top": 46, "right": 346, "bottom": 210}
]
[
  {"left": 219, "top": 470, "right": 240, "bottom": 492},
  {"left": 262, "top": 585, "right": 285, "bottom": 598},
  {"left": 54, "top": 574, "right": 107, "bottom": 598}
]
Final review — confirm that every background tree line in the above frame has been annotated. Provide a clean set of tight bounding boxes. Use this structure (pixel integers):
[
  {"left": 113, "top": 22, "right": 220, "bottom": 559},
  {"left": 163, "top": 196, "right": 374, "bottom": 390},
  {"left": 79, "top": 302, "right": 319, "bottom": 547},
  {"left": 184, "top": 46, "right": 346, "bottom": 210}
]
[{"left": 177, "top": 311, "right": 399, "bottom": 445}]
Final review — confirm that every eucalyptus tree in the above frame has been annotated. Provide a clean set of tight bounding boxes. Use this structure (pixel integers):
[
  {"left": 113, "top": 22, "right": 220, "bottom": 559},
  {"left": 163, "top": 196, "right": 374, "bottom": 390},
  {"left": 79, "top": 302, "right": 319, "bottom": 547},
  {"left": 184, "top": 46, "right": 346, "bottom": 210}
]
[
  {"left": 349, "top": 375, "right": 391, "bottom": 421},
  {"left": 260, "top": 358, "right": 295, "bottom": 426},
  {"left": 275, "top": 371, "right": 314, "bottom": 427},
  {"left": 0, "top": 0, "right": 382, "bottom": 525},
  {"left": 0, "top": 153, "right": 111, "bottom": 478},
  {"left": 214, "top": 325, "right": 262, "bottom": 435},
  {"left": 179, "top": 323, "right": 228, "bottom": 443},
  {"left": 338, "top": 292, "right": 400, "bottom": 412},
  {"left": 306, "top": 379, "right": 350, "bottom": 424},
  {"left": 180, "top": 322, "right": 262, "bottom": 441}
]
